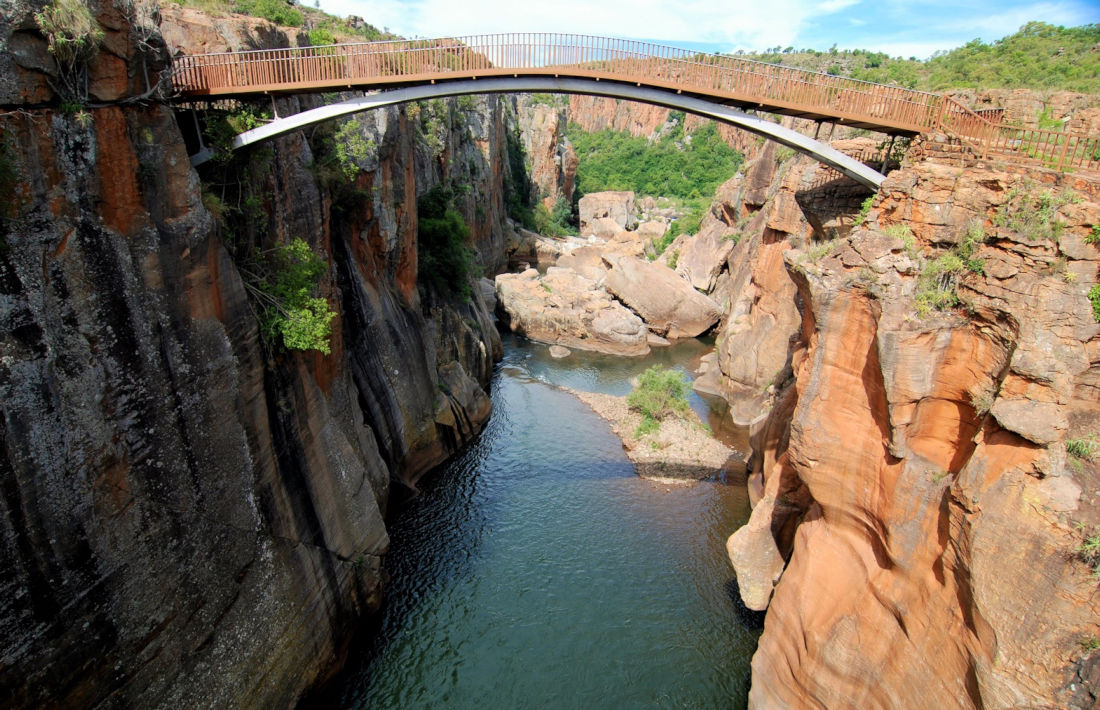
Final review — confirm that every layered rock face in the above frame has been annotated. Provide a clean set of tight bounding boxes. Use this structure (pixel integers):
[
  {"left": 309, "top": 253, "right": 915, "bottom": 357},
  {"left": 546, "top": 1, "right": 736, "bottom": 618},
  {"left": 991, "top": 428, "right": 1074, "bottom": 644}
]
[
  {"left": 723, "top": 155, "right": 1100, "bottom": 708},
  {"left": 0, "top": 3, "right": 509, "bottom": 706},
  {"left": 514, "top": 94, "right": 577, "bottom": 210}
]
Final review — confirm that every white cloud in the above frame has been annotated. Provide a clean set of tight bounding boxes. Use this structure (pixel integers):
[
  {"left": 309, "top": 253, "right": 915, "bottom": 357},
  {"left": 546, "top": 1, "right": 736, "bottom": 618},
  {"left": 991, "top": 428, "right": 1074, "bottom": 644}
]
[{"left": 317, "top": 0, "right": 866, "bottom": 50}]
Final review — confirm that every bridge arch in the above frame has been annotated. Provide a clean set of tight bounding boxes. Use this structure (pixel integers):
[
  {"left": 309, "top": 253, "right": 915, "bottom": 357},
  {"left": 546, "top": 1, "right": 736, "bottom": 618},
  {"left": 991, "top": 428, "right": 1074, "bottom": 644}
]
[{"left": 192, "top": 77, "right": 887, "bottom": 188}]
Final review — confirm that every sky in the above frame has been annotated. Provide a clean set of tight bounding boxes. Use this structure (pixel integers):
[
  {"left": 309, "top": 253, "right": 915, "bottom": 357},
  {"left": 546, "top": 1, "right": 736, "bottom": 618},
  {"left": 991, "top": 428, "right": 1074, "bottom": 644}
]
[{"left": 315, "top": 0, "right": 1098, "bottom": 60}]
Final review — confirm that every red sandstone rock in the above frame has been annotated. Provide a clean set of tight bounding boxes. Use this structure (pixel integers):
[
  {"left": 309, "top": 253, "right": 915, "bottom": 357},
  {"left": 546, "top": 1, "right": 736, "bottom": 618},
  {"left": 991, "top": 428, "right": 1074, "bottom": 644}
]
[{"left": 731, "top": 159, "right": 1100, "bottom": 709}]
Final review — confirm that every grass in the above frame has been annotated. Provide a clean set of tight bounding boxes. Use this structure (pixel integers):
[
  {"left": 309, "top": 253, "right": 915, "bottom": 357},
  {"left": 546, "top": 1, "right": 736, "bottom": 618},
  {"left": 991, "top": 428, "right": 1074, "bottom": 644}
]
[
  {"left": 912, "top": 219, "right": 990, "bottom": 317},
  {"left": 992, "top": 184, "right": 1078, "bottom": 243},
  {"left": 915, "top": 253, "right": 964, "bottom": 315},
  {"left": 885, "top": 223, "right": 918, "bottom": 256},
  {"left": 801, "top": 239, "right": 837, "bottom": 263},
  {"left": 1067, "top": 435, "right": 1098, "bottom": 462},
  {"left": 1089, "top": 284, "right": 1100, "bottom": 323},
  {"left": 627, "top": 365, "right": 691, "bottom": 438},
  {"left": 1075, "top": 524, "right": 1100, "bottom": 578},
  {"left": 857, "top": 196, "right": 874, "bottom": 225}
]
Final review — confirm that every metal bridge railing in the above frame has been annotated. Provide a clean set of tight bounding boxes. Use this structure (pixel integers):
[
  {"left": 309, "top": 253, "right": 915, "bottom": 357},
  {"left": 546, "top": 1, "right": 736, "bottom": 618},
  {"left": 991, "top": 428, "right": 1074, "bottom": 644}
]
[
  {"left": 170, "top": 33, "right": 1099, "bottom": 173},
  {"left": 170, "top": 33, "right": 944, "bottom": 133}
]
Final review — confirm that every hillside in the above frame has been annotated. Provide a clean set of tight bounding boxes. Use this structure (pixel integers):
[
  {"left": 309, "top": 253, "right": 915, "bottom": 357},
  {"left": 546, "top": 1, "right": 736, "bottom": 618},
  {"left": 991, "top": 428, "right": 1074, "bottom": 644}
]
[
  {"left": 734, "top": 22, "right": 1100, "bottom": 94},
  {"left": 168, "top": 0, "right": 398, "bottom": 42}
]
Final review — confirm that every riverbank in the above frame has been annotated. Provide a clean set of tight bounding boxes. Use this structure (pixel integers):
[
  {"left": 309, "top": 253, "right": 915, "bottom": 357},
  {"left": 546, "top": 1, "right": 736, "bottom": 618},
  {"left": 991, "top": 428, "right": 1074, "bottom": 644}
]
[{"left": 564, "top": 386, "right": 743, "bottom": 483}]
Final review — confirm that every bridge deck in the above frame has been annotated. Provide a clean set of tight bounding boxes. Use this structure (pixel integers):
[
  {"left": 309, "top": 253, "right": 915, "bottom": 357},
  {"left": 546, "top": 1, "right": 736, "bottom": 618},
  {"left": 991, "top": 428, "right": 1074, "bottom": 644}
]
[
  {"left": 171, "top": 33, "right": 941, "bottom": 135},
  {"left": 171, "top": 33, "right": 1100, "bottom": 174}
]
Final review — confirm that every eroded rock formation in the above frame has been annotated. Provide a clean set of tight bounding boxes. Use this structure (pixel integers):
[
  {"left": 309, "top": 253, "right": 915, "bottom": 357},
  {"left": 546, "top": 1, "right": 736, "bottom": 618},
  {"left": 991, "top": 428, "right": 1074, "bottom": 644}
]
[{"left": 720, "top": 149, "right": 1100, "bottom": 707}]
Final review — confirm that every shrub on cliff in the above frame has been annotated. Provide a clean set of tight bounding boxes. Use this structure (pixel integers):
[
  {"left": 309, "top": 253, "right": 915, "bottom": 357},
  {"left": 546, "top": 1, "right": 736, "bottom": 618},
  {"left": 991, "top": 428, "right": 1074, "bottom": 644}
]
[
  {"left": 244, "top": 239, "right": 337, "bottom": 354},
  {"left": 234, "top": 0, "right": 302, "bottom": 26},
  {"left": 628, "top": 366, "right": 691, "bottom": 436},
  {"left": 34, "top": 0, "right": 104, "bottom": 101},
  {"left": 418, "top": 184, "right": 476, "bottom": 300}
]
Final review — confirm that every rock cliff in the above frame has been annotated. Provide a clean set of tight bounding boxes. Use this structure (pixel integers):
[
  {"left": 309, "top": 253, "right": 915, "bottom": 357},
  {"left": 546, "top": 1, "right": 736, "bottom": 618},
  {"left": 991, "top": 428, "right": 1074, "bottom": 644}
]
[
  {"left": 719, "top": 142, "right": 1100, "bottom": 706},
  {"left": 0, "top": 2, "right": 512, "bottom": 706}
]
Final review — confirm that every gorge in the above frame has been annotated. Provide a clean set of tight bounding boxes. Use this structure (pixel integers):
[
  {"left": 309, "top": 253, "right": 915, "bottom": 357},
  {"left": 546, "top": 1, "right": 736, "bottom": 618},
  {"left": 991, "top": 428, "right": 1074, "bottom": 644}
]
[{"left": 1, "top": 2, "right": 1098, "bottom": 709}]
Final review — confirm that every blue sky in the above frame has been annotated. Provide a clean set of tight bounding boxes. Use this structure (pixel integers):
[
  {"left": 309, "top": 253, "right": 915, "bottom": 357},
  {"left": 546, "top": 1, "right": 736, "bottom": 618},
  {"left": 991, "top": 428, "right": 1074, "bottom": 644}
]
[{"left": 316, "top": 0, "right": 1098, "bottom": 59}]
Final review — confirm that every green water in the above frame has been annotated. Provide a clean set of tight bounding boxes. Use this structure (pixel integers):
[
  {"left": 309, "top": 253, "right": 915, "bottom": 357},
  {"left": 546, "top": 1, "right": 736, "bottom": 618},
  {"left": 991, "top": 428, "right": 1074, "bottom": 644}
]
[{"left": 327, "top": 335, "right": 762, "bottom": 708}]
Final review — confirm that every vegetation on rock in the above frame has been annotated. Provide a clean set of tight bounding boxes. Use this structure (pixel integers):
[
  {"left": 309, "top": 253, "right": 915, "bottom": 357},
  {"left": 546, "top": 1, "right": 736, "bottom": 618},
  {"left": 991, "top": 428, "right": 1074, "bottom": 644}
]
[
  {"left": 567, "top": 122, "right": 743, "bottom": 201},
  {"left": 34, "top": 0, "right": 104, "bottom": 102},
  {"left": 418, "top": 183, "right": 477, "bottom": 300},
  {"left": 171, "top": 0, "right": 393, "bottom": 38},
  {"left": 627, "top": 365, "right": 691, "bottom": 437},
  {"left": 913, "top": 222, "right": 988, "bottom": 316},
  {"left": 244, "top": 239, "right": 337, "bottom": 354},
  {"left": 992, "top": 184, "right": 1077, "bottom": 243}
]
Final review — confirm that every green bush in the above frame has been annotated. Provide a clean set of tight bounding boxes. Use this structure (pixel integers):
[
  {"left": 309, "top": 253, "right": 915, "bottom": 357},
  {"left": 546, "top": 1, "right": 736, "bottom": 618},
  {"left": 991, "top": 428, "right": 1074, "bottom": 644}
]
[
  {"left": 532, "top": 198, "right": 575, "bottom": 237},
  {"left": 418, "top": 184, "right": 476, "bottom": 300},
  {"left": 307, "top": 27, "right": 335, "bottom": 46},
  {"left": 247, "top": 239, "right": 337, "bottom": 354},
  {"left": 627, "top": 365, "right": 691, "bottom": 437},
  {"left": 35, "top": 0, "right": 103, "bottom": 66},
  {"left": 1086, "top": 225, "right": 1100, "bottom": 244},
  {"left": 234, "top": 0, "right": 303, "bottom": 26},
  {"left": 333, "top": 118, "right": 375, "bottom": 180},
  {"left": 567, "top": 122, "right": 743, "bottom": 201},
  {"left": 1090, "top": 284, "right": 1100, "bottom": 322},
  {"left": 857, "top": 196, "right": 874, "bottom": 224},
  {"left": 1076, "top": 524, "right": 1100, "bottom": 576}
]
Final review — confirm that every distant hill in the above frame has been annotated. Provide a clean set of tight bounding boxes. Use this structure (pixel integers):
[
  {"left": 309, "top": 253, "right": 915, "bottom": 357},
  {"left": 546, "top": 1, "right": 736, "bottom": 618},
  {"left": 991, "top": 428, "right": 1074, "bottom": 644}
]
[
  {"left": 170, "top": 0, "right": 399, "bottom": 43},
  {"left": 734, "top": 22, "right": 1099, "bottom": 94}
]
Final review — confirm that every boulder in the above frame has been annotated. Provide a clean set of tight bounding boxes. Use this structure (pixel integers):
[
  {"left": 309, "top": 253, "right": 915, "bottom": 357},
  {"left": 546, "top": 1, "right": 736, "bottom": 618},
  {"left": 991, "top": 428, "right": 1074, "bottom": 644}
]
[
  {"left": 548, "top": 345, "right": 571, "bottom": 358},
  {"left": 586, "top": 216, "right": 626, "bottom": 240},
  {"left": 556, "top": 246, "right": 608, "bottom": 281},
  {"left": 495, "top": 268, "right": 649, "bottom": 356},
  {"left": 602, "top": 255, "right": 721, "bottom": 338},
  {"left": 675, "top": 223, "right": 737, "bottom": 293},
  {"left": 579, "top": 191, "right": 637, "bottom": 233}
]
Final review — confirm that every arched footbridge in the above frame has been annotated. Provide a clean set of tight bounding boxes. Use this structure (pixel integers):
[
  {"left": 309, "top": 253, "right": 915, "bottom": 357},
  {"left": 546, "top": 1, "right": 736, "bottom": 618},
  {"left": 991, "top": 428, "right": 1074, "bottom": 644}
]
[{"left": 171, "top": 33, "right": 1100, "bottom": 187}]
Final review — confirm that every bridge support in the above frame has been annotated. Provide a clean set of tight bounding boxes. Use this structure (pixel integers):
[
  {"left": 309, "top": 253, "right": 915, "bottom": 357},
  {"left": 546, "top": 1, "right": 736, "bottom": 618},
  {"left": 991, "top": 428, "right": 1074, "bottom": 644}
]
[{"left": 197, "top": 77, "right": 887, "bottom": 189}]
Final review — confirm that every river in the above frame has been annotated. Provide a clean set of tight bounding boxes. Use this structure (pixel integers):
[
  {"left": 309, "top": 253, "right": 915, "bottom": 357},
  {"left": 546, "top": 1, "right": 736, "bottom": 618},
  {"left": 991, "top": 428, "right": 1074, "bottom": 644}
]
[{"left": 322, "top": 334, "right": 762, "bottom": 708}]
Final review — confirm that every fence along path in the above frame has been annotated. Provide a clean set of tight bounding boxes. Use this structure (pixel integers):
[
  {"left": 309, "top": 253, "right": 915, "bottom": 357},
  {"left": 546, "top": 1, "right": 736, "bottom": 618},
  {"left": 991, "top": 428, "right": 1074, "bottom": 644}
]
[{"left": 170, "top": 33, "right": 1099, "bottom": 173}]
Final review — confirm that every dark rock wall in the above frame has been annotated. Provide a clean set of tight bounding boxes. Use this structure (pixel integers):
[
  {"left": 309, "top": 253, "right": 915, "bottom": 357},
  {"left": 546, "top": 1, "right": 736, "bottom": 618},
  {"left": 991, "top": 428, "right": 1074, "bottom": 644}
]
[{"left": 0, "top": 3, "right": 513, "bottom": 706}]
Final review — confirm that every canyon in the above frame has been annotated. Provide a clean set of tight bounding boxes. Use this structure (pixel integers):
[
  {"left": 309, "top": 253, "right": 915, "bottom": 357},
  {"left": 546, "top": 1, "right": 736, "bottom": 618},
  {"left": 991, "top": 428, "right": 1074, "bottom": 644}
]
[{"left": 1, "top": 2, "right": 1098, "bottom": 708}]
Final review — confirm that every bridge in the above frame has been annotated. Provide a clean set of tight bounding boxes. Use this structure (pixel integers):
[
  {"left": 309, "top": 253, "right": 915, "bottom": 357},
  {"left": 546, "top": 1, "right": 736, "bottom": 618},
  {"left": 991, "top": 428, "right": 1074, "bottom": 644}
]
[{"left": 171, "top": 33, "right": 1100, "bottom": 185}]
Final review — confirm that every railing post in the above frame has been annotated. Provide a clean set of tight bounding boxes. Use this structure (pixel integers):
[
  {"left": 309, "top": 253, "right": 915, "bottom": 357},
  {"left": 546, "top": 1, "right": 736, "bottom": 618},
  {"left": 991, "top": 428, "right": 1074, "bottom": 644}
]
[{"left": 1056, "top": 134, "right": 1072, "bottom": 171}]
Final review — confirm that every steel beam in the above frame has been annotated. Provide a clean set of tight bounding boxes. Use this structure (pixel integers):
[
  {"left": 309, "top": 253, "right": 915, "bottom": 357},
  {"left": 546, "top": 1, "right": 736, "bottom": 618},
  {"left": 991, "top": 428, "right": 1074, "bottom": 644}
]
[{"left": 199, "top": 76, "right": 886, "bottom": 189}]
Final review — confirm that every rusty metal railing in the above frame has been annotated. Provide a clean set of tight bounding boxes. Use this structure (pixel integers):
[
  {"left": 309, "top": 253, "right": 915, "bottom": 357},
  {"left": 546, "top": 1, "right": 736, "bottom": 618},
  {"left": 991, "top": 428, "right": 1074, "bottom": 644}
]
[
  {"left": 939, "top": 97, "right": 1100, "bottom": 173},
  {"left": 170, "top": 33, "right": 945, "bottom": 134},
  {"left": 170, "top": 34, "right": 1099, "bottom": 173}
]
